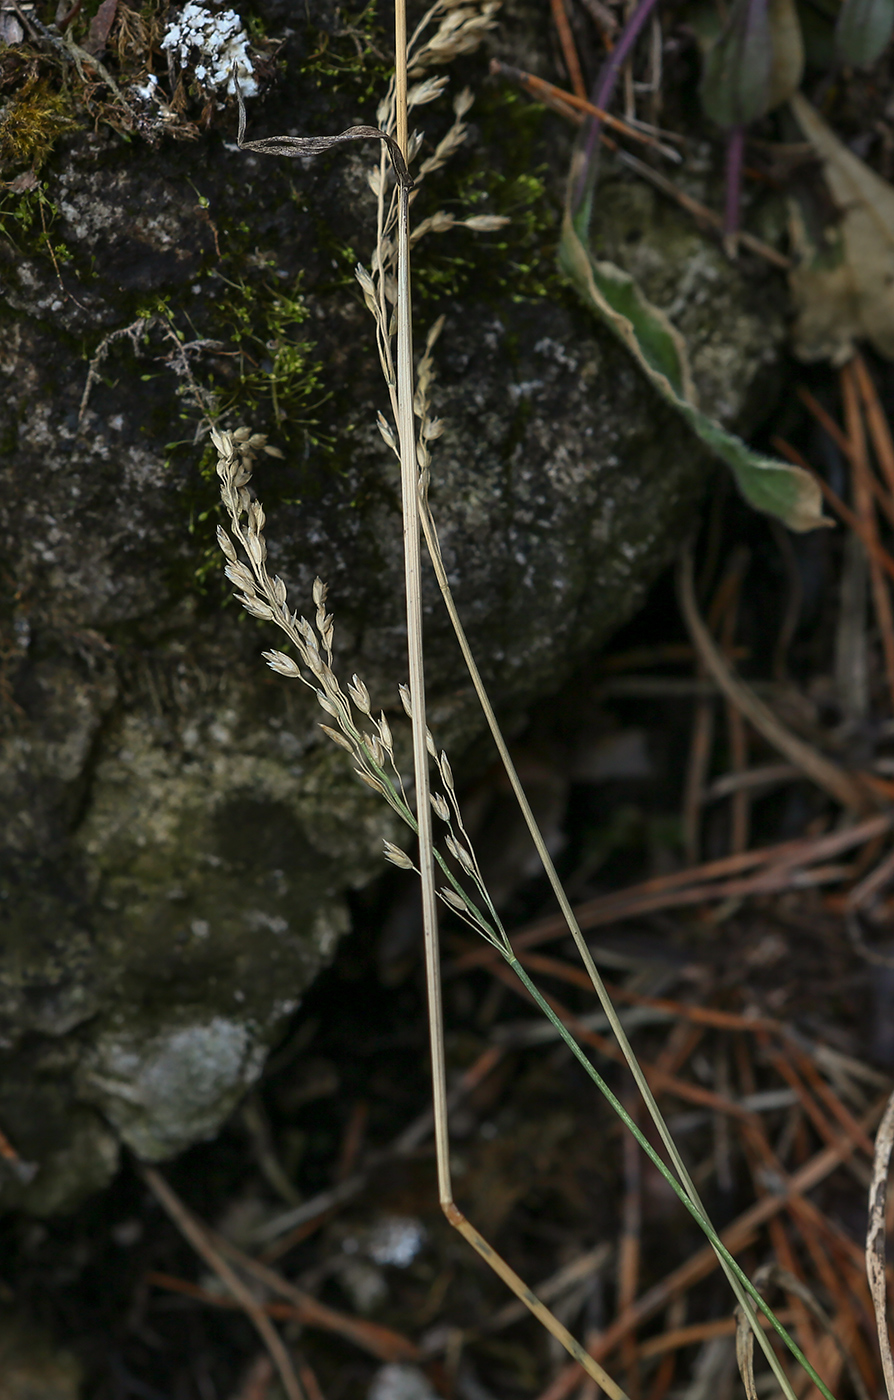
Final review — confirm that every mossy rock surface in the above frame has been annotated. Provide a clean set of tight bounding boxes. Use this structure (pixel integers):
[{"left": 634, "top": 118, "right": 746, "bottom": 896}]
[{"left": 0, "top": 0, "right": 787, "bottom": 1211}]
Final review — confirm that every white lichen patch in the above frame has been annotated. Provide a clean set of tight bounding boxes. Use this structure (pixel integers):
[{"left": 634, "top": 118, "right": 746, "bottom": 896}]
[
  {"left": 161, "top": 5, "right": 258, "bottom": 97},
  {"left": 81, "top": 1017, "right": 266, "bottom": 1158}
]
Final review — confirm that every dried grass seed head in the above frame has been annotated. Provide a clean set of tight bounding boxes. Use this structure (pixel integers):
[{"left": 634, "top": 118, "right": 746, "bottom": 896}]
[
  {"left": 355, "top": 767, "right": 387, "bottom": 796},
  {"left": 408, "top": 75, "right": 450, "bottom": 107},
  {"left": 441, "top": 887, "right": 467, "bottom": 911},
  {"left": 217, "top": 525, "right": 238, "bottom": 562},
  {"left": 410, "top": 211, "right": 456, "bottom": 247},
  {"left": 461, "top": 214, "right": 510, "bottom": 231},
  {"left": 377, "top": 711, "right": 394, "bottom": 751},
  {"left": 224, "top": 560, "right": 256, "bottom": 593},
  {"left": 363, "top": 732, "right": 385, "bottom": 767},
  {"left": 316, "top": 691, "right": 341, "bottom": 718},
  {"left": 445, "top": 832, "right": 475, "bottom": 875},
  {"left": 355, "top": 262, "right": 376, "bottom": 294},
  {"left": 453, "top": 86, "right": 474, "bottom": 116},
  {"left": 246, "top": 532, "right": 267, "bottom": 568},
  {"left": 377, "top": 413, "right": 399, "bottom": 453},
  {"left": 242, "top": 595, "right": 275, "bottom": 620},
  {"left": 348, "top": 675, "right": 372, "bottom": 714},
  {"left": 263, "top": 649, "right": 301, "bottom": 678},
  {"left": 320, "top": 723, "right": 354, "bottom": 753},
  {"left": 367, "top": 166, "right": 383, "bottom": 198},
  {"left": 383, "top": 840, "right": 415, "bottom": 870}
]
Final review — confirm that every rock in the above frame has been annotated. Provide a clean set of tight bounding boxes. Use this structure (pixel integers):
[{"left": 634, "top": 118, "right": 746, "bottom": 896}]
[
  {"left": 0, "top": 0, "right": 787, "bottom": 1211},
  {"left": 0, "top": 1317, "right": 82, "bottom": 1400}
]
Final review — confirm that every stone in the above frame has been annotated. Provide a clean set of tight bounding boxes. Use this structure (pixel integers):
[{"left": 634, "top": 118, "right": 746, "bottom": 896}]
[
  {"left": 0, "top": 0, "right": 787, "bottom": 1211},
  {"left": 0, "top": 1318, "right": 82, "bottom": 1400}
]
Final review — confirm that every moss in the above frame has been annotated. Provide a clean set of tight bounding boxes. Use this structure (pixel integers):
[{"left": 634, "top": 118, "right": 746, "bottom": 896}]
[
  {"left": 409, "top": 90, "right": 567, "bottom": 306},
  {"left": 0, "top": 76, "right": 78, "bottom": 172},
  {"left": 199, "top": 273, "right": 329, "bottom": 445},
  {"left": 292, "top": 0, "right": 391, "bottom": 102}
]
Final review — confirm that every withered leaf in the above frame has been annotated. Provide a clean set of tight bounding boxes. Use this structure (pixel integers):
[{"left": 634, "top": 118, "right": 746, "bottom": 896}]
[
  {"left": 235, "top": 89, "right": 413, "bottom": 191},
  {"left": 790, "top": 92, "right": 894, "bottom": 363}
]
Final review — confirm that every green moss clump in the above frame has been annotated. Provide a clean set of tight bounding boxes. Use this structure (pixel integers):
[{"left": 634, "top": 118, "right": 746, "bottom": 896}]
[
  {"left": 206, "top": 275, "right": 328, "bottom": 441},
  {"left": 0, "top": 76, "right": 77, "bottom": 172},
  {"left": 385, "top": 89, "right": 566, "bottom": 307},
  {"left": 293, "top": 0, "right": 392, "bottom": 102}
]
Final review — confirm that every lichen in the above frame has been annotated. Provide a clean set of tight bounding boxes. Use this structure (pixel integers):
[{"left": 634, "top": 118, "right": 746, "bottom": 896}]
[
  {"left": 160, "top": 4, "right": 259, "bottom": 97},
  {"left": 80, "top": 1015, "right": 268, "bottom": 1159}
]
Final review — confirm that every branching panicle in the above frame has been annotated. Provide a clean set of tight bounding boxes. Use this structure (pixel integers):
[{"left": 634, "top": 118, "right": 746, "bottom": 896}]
[{"left": 213, "top": 425, "right": 507, "bottom": 952}]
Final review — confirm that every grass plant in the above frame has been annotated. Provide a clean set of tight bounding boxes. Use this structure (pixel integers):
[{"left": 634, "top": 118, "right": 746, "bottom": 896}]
[{"left": 211, "top": 9, "right": 879, "bottom": 1396}]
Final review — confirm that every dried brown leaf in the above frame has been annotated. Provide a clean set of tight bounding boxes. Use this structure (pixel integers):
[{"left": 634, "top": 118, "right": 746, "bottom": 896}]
[{"left": 790, "top": 93, "right": 894, "bottom": 363}]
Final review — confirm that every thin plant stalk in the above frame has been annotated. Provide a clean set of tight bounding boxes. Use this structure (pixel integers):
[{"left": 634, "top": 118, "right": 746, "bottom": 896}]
[
  {"left": 504, "top": 957, "right": 835, "bottom": 1398},
  {"left": 389, "top": 9, "right": 628, "bottom": 1397},
  {"left": 571, "top": 0, "right": 661, "bottom": 220},
  {"left": 723, "top": 123, "right": 745, "bottom": 254},
  {"left": 391, "top": 0, "right": 449, "bottom": 1210}
]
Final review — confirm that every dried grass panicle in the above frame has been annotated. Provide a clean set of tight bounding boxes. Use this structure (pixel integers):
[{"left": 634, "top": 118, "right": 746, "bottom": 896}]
[
  {"left": 213, "top": 424, "right": 510, "bottom": 954},
  {"left": 352, "top": 0, "right": 504, "bottom": 425}
]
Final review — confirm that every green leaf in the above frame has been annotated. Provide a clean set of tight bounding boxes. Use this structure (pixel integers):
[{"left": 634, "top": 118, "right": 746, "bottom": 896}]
[
  {"left": 558, "top": 209, "right": 830, "bottom": 532},
  {"left": 835, "top": 0, "right": 894, "bottom": 65}
]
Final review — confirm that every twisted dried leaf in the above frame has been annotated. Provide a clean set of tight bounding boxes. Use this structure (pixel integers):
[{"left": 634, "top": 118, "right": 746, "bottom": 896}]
[{"left": 236, "top": 91, "right": 414, "bottom": 190}]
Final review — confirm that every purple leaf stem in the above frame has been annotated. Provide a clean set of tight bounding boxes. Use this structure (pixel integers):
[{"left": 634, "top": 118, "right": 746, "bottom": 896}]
[
  {"left": 572, "top": 0, "right": 661, "bottom": 220},
  {"left": 723, "top": 124, "right": 745, "bottom": 255}
]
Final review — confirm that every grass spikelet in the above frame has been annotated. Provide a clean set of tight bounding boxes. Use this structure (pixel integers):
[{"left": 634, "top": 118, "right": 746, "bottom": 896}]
[{"left": 383, "top": 840, "right": 415, "bottom": 869}]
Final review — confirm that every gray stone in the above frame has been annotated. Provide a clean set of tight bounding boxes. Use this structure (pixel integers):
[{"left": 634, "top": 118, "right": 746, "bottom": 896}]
[
  {"left": 0, "top": 0, "right": 788, "bottom": 1211},
  {"left": 0, "top": 1316, "right": 83, "bottom": 1400}
]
